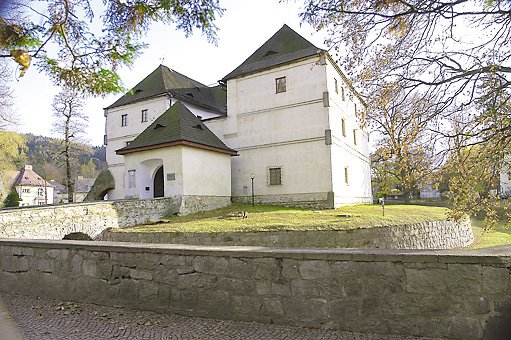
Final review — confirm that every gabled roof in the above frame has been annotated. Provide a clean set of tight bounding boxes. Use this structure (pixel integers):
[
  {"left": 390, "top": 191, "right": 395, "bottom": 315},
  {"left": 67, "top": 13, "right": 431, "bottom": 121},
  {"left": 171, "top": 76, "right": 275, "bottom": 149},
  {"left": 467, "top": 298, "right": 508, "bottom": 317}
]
[
  {"left": 13, "top": 166, "right": 55, "bottom": 188},
  {"left": 222, "top": 24, "right": 322, "bottom": 81},
  {"left": 116, "top": 101, "right": 237, "bottom": 156},
  {"left": 106, "top": 65, "right": 227, "bottom": 114}
]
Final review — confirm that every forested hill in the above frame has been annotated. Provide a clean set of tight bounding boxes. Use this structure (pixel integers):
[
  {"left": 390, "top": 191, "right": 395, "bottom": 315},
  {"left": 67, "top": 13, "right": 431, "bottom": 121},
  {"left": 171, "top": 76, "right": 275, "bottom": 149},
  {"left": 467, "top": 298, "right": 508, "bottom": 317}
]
[{"left": 24, "top": 134, "right": 107, "bottom": 183}]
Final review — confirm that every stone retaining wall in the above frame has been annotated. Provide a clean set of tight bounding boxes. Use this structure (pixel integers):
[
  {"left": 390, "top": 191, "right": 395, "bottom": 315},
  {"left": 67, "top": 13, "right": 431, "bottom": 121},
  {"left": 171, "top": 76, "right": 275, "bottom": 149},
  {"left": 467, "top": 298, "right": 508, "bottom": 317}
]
[
  {"left": 0, "top": 196, "right": 229, "bottom": 240},
  {"left": 0, "top": 239, "right": 509, "bottom": 339},
  {"left": 102, "top": 219, "right": 474, "bottom": 250}
]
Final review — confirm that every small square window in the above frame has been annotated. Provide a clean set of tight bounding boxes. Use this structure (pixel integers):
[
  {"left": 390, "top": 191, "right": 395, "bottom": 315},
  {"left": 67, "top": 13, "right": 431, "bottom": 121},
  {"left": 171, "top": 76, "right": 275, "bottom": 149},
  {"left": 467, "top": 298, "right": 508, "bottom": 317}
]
[
  {"left": 341, "top": 118, "right": 346, "bottom": 137},
  {"left": 334, "top": 78, "right": 338, "bottom": 94},
  {"left": 353, "top": 129, "right": 357, "bottom": 145},
  {"left": 128, "top": 170, "right": 136, "bottom": 189},
  {"left": 121, "top": 114, "right": 128, "bottom": 127},
  {"left": 269, "top": 167, "right": 282, "bottom": 185},
  {"left": 141, "top": 109, "right": 148, "bottom": 122},
  {"left": 275, "top": 77, "right": 286, "bottom": 93},
  {"left": 344, "top": 167, "right": 349, "bottom": 185}
]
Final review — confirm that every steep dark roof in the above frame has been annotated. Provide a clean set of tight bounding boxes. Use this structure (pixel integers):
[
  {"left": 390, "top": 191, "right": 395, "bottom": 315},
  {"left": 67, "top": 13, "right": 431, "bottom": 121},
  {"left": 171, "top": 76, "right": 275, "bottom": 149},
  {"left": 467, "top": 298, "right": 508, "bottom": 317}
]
[
  {"left": 13, "top": 166, "right": 54, "bottom": 188},
  {"left": 116, "top": 101, "right": 237, "bottom": 156},
  {"left": 222, "top": 24, "right": 321, "bottom": 81},
  {"left": 106, "top": 65, "right": 227, "bottom": 114}
]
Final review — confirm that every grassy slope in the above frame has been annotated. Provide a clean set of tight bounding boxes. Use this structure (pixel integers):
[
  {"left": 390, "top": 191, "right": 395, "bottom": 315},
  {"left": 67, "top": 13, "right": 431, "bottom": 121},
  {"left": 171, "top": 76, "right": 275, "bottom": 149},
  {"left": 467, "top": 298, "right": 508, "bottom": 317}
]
[
  {"left": 118, "top": 204, "right": 449, "bottom": 233},
  {"left": 470, "top": 218, "right": 511, "bottom": 249}
]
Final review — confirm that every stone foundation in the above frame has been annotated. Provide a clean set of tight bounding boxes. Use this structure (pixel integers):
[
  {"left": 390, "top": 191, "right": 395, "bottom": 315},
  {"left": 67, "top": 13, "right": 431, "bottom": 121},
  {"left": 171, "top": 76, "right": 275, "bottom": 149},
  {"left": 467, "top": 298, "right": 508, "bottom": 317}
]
[
  {"left": 0, "top": 239, "right": 510, "bottom": 339},
  {"left": 232, "top": 192, "right": 334, "bottom": 209}
]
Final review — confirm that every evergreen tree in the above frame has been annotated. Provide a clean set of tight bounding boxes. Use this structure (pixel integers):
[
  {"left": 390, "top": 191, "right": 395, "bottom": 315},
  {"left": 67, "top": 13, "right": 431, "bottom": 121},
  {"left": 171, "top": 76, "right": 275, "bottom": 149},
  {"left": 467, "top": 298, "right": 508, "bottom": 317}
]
[{"left": 3, "top": 189, "right": 20, "bottom": 207}]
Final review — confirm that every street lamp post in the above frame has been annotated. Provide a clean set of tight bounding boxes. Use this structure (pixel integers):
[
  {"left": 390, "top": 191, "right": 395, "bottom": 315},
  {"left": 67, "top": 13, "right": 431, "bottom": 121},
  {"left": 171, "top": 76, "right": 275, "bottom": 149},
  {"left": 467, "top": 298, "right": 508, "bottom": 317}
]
[{"left": 250, "top": 174, "right": 255, "bottom": 207}]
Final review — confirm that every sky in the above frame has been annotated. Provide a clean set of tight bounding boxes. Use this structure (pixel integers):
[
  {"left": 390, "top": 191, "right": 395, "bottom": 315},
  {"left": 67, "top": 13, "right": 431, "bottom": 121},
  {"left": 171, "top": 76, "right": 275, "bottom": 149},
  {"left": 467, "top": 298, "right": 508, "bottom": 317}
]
[{"left": 8, "top": 0, "right": 327, "bottom": 146}]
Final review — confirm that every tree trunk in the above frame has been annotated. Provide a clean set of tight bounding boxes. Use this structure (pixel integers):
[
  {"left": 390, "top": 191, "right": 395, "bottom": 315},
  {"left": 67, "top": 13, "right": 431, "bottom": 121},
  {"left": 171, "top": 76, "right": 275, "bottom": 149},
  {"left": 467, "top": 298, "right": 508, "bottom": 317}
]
[
  {"left": 65, "top": 116, "right": 74, "bottom": 203},
  {"left": 403, "top": 187, "right": 412, "bottom": 204}
]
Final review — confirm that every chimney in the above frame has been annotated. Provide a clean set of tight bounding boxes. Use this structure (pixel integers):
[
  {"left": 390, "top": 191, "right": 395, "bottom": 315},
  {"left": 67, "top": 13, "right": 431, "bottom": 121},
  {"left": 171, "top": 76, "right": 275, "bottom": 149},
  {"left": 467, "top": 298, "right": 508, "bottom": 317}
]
[{"left": 24, "top": 165, "right": 33, "bottom": 171}]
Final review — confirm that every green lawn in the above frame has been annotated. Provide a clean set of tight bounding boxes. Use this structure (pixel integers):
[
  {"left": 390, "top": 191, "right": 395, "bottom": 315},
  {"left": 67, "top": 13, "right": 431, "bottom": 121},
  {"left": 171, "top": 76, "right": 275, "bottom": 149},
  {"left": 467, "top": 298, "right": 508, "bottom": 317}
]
[
  {"left": 119, "top": 204, "right": 449, "bottom": 233},
  {"left": 470, "top": 218, "right": 511, "bottom": 249}
]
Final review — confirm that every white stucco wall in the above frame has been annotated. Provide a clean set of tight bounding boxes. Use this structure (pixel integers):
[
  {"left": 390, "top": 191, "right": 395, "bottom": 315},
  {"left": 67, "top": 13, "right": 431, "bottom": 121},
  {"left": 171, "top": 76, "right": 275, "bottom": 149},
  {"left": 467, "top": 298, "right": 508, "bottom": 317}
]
[
  {"left": 501, "top": 168, "right": 511, "bottom": 195},
  {"left": 325, "top": 61, "right": 372, "bottom": 205},
  {"left": 207, "top": 56, "right": 333, "bottom": 202},
  {"left": 105, "top": 95, "right": 171, "bottom": 199},
  {"left": 181, "top": 148, "right": 231, "bottom": 196},
  {"left": 16, "top": 186, "right": 54, "bottom": 206},
  {"left": 206, "top": 54, "right": 372, "bottom": 206},
  {"left": 122, "top": 146, "right": 230, "bottom": 199},
  {"left": 105, "top": 94, "right": 224, "bottom": 199}
]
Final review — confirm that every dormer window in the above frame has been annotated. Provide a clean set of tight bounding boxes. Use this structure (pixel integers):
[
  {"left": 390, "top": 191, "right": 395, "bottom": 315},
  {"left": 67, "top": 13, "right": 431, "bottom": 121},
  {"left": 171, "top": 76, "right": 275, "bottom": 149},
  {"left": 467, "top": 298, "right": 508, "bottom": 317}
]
[
  {"left": 276, "top": 77, "right": 286, "bottom": 93},
  {"left": 154, "top": 123, "right": 166, "bottom": 130},
  {"left": 264, "top": 50, "right": 278, "bottom": 57}
]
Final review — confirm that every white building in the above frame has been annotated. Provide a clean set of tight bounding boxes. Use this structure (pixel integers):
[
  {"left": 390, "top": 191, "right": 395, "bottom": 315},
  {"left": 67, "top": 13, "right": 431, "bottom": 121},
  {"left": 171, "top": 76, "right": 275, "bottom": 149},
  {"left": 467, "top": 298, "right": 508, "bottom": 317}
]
[
  {"left": 13, "top": 165, "right": 54, "bottom": 206},
  {"left": 104, "top": 25, "right": 372, "bottom": 209},
  {"left": 501, "top": 162, "right": 511, "bottom": 197}
]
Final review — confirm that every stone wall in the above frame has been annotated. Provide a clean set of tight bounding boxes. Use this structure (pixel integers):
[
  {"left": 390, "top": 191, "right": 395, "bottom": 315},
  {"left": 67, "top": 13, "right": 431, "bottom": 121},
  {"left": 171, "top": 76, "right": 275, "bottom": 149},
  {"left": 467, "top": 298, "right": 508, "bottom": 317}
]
[
  {"left": 102, "top": 219, "right": 474, "bottom": 250},
  {"left": 0, "top": 239, "right": 510, "bottom": 339},
  {"left": 0, "top": 196, "right": 230, "bottom": 240},
  {"left": 232, "top": 192, "right": 334, "bottom": 209}
]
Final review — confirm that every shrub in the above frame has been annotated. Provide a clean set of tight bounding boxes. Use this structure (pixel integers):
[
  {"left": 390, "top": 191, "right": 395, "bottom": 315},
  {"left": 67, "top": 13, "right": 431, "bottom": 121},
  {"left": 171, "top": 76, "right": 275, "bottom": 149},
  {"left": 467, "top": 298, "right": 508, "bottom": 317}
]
[{"left": 3, "top": 190, "right": 20, "bottom": 207}]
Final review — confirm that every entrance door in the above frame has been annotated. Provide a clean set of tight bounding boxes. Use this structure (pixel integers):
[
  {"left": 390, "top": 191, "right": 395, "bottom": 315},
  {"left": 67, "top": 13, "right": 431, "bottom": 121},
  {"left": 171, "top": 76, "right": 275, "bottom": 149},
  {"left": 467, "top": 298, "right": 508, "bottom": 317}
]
[{"left": 153, "top": 166, "right": 164, "bottom": 198}]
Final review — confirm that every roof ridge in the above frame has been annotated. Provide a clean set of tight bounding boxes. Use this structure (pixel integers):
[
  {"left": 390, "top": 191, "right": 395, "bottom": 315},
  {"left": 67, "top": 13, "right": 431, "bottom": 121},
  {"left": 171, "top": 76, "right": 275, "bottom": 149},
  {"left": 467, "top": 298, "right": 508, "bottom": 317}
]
[{"left": 222, "top": 24, "right": 321, "bottom": 81}]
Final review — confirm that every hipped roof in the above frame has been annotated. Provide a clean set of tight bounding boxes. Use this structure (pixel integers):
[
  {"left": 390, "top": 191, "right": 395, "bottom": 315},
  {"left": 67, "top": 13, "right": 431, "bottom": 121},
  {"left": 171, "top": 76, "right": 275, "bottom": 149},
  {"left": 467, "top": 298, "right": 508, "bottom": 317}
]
[
  {"left": 106, "top": 65, "right": 227, "bottom": 114},
  {"left": 116, "top": 101, "right": 237, "bottom": 156},
  {"left": 222, "top": 24, "right": 321, "bottom": 81},
  {"left": 14, "top": 167, "right": 55, "bottom": 188}
]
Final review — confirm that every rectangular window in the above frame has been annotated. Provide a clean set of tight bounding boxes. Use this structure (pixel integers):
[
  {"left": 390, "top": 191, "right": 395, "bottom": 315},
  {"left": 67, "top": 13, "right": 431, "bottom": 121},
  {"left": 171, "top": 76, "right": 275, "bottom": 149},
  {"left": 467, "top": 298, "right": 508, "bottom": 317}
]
[
  {"left": 128, "top": 170, "right": 136, "bottom": 189},
  {"left": 334, "top": 78, "right": 338, "bottom": 94},
  {"left": 269, "top": 167, "right": 282, "bottom": 185},
  {"left": 141, "top": 109, "right": 148, "bottom": 122},
  {"left": 341, "top": 118, "right": 346, "bottom": 137},
  {"left": 341, "top": 87, "right": 345, "bottom": 101},
  {"left": 344, "top": 167, "right": 349, "bottom": 185},
  {"left": 353, "top": 129, "right": 357, "bottom": 145},
  {"left": 354, "top": 103, "right": 357, "bottom": 114},
  {"left": 22, "top": 188, "right": 29, "bottom": 193},
  {"left": 103, "top": 134, "right": 107, "bottom": 146},
  {"left": 275, "top": 77, "right": 286, "bottom": 93},
  {"left": 121, "top": 114, "right": 128, "bottom": 127}
]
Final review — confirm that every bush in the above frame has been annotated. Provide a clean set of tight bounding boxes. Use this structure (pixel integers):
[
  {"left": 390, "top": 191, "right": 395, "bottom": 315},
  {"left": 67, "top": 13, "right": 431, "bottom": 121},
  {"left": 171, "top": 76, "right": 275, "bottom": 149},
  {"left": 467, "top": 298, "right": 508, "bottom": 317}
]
[{"left": 3, "top": 190, "right": 20, "bottom": 207}]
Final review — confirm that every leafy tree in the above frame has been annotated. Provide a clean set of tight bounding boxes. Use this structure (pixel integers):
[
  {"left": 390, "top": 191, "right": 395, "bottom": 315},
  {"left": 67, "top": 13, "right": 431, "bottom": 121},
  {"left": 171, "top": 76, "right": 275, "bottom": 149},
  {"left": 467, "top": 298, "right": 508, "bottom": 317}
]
[
  {"left": 3, "top": 189, "right": 20, "bottom": 208},
  {"left": 439, "top": 141, "right": 504, "bottom": 230},
  {"left": 369, "top": 86, "right": 437, "bottom": 203},
  {"left": 302, "top": 0, "right": 511, "bottom": 143},
  {"left": 302, "top": 0, "right": 511, "bottom": 226},
  {"left": 52, "top": 89, "right": 87, "bottom": 202},
  {"left": 0, "top": 60, "right": 16, "bottom": 129},
  {"left": 0, "top": 131, "right": 25, "bottom": 174},
  {"left": 80, "top": 158, "right": 96, "bottom": 178},
  {"left": 0, "top": 0, "right": 224, "bottom": 95}
]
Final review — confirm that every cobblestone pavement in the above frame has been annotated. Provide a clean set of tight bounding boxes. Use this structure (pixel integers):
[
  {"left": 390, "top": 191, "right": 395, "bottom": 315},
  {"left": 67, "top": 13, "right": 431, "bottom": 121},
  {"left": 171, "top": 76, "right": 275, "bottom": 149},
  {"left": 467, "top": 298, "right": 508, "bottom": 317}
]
[{"left": 2, "top": 293, "right": 442, "bottom": 340}]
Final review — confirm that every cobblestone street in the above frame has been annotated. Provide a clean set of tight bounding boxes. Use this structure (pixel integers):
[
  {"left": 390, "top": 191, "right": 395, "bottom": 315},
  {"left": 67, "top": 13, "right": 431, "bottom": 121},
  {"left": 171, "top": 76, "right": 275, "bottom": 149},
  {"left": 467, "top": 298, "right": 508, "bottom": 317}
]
[{"left": 1, "top": 293, "right": 442, "bottom": 340}]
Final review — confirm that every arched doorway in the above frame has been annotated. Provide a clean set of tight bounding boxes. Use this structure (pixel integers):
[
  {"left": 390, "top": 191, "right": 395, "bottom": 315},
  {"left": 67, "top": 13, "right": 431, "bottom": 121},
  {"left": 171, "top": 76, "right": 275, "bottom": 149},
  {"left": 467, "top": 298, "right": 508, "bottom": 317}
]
[{"left": 153, "top": 166, "right": 164, "bottom": 198}]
